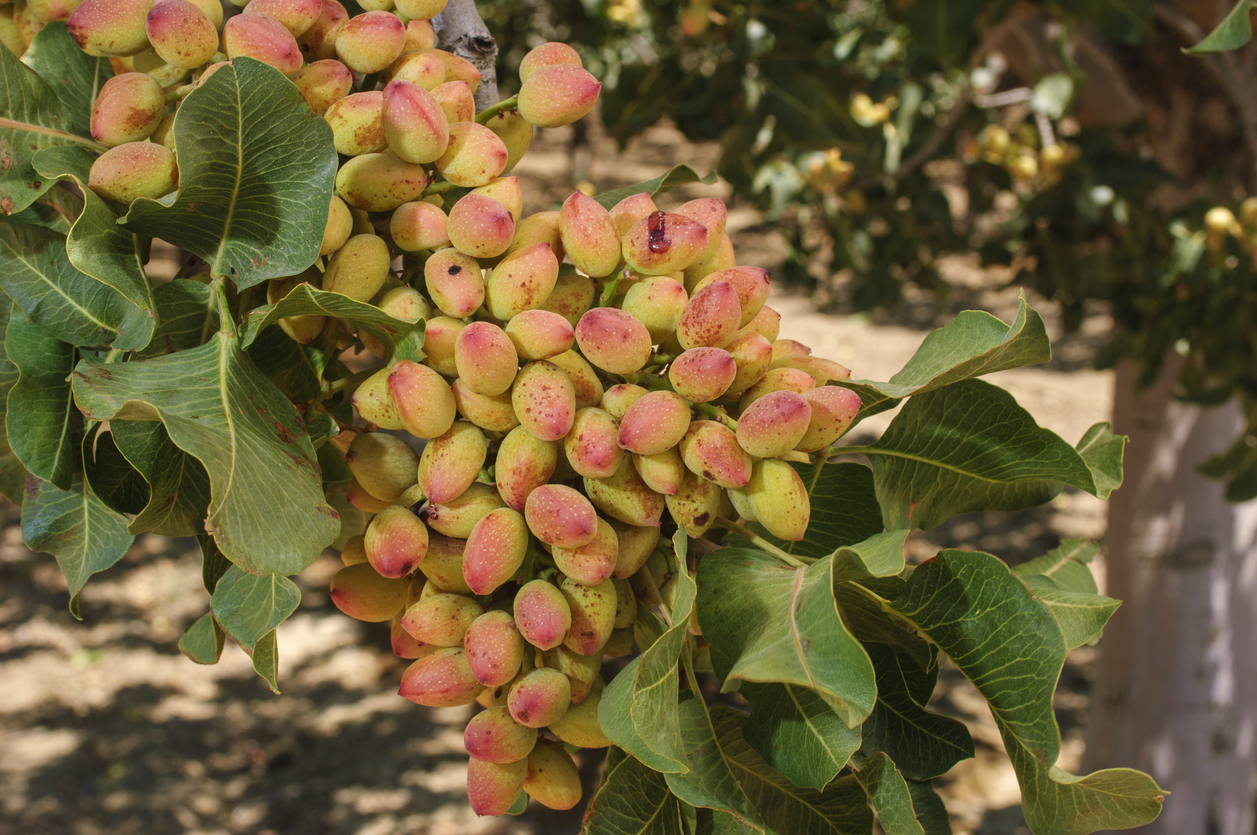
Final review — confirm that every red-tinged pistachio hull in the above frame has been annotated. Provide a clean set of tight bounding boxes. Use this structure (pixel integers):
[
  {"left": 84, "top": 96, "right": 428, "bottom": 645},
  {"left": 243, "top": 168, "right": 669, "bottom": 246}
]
[
  {"left": 542, "top": 645, "right": 601, "bottom": 704},
  {"left": 145, "top": 0, "right": 216, "bottom": 67},
  {"left": 435, "top": 121, "right": 509, "bottom": 188},
  {"left": 667, "top": 469, "right": 723, "bottom": 538},
  {"left": 668, "top": 346, "right": 736, "bottom": 403},
  {"left": 617, "top": 390, "right": 691, "bottom": 456},
  {"left": 495, "top": 426, "right": 559, "bottom": 511},
  {"left": 422, "top": 316, "right": 466, "bottom": 376},
  {"left": 364, "top": 505, "right": 429, "bottom": 578},
  {"left": 324, "top": 90, "right": 385, "bottom": 155},
  {"left": 399, "top": 647, "right": 483, "bottom": 707},
  {"left": 403, "top": 17, "right": 434, "bottom": 48},
  {"left": 518, "top": 64, "right": 600, "bottom": 128},
  {"left": 524, "top": 483, "right": 597, "bottom": 549},
  {"left": 547, "top": 350, "right": 603, "bottom": 410},
  {"left": 466, "top": 757, "right": 527, "bottom": 816},
  {"left": 797, "top": 385, "right": 862, "bottom": 451},
  {"left": 622, "top": 210, "right": 708, "bottom": 276},
  {"left": 463, "top": 508, "right": 529, "bottom": 594},
  {"left": 386, "top": 48, "right": 445, "bottom": 89},
  {"left": 454, "top": 321, "right": 518, "bottom": 397},
  {"left": 297, "top": 60, "right": 354, "bottom": 116},
  {"left": 421, "top": 482, "right": 504, "bottom": 539},
  {"left": 223, "top": 13, "right": 302, "bottom": 75},
  {"left": 464, "top": 705, "right": 536, "bottom": 763},
  {"left": 609, "top": 191, "right": 658, "bottom": 238},
  {"left": 418, "top": 532, "right": 473, "bottom": 594},
  {"left": 346, "top": 431, "right": 419, "bottom": 502},
  {"left": 518, "top": 40, "right": 582, "bottom": 81},
  {"left": 600, "top": 383, "right": 649, "bottom": 420},
  {"left": 388, "top": 359, "right": 457, "bottom": 439},
  {"left": 737, "top": 389, "right": 812, "bottom": 458},
  {"left": 769, "top": 354, "right": 853, "bottom": 385},
  {"left": 330, "top": 563, "right": 410, "bottom": 622},
  {"left": 447, "top": 192, "right": 515, "bottom": 258},
  {"left": 463, "top": 611, "right": 526, "bottom": 687},
  {"left": 390, "top": 615, "right": 437, "bottom": 659},
  {"left": 417, "top": 421, "right": 488, "bottom": 504},
  {"left": 88, "top": 141, "right": 177, "bottom": 204},
  {"left": 524, "top": 741, "right": 583, "bottom": 810},
  {"left": 621, "top": 276, "right": 687, "bottom": 343},
  {"left": 485, "top": 241, "right": 560, "bottom": 321},
  {"left": 336, "top": 153, "right": 428, "bottom": 212},
  {"left": 507, "top": 667, "right": 571, "bottom": 728},
  {"left": 683, "top": 229, "right": 736, "bottom": 291},
  {"left": 738, "top": 366, "right": 816, "bottom": 411},
  {"left": 552, "top": 517, "right": 618, "bottom": 587},
  {"left": 739, "top": 303, "right": 782, "bottom": 342},
  {"left": 633, "top": 447, "right": 686, "bottom": 496},
  {"left": 679, "top": 420, "right": 752, "bottom": 489},
  {"left": 677, "top": 279, "right": 741, "bottom": 350},
  {"left": 424, "top": 247, "right": 485, "bottom": 318},
  {"left": 558, "top": 191, "right": 620, "bottom": 277},
  {"left": 391, "top": 199, "right": 449, "bottom": 252},
  {"left": 400, "top": 592, "right": 484, "bottom": 646},
  {"left": 505, "top": 308, "right": 574, "bottom": 361},
  {"left": 432, "top": 78, "right": 476, "bottom": 124},
  {"left": 295, "top": 0, "right": 346, "bottom": 61},
  {"left": 394, "top": 0, "right": 446, "bottom": 20},
  {"left": 90, "top": 72, "right": 163, "bottom": 147},
  {"left": 334, "top": 9, "right": 403, "bottom": 73},
  {"left": 674, "top": 197, "right": 728, "bottom": 259},
  {"left": 514, "top": 579, "right": 572, "bottom": 651},
  {"left": 248, "top": 0, "right": 320, "bottom": 36},
  {"left": 694, "top": 266, "right": 771, "bottom": 327},
  {"left": 563, "top": 407, "right": 623, "bottom": 480},
  {"left": 69, "top": 0, "right": 153, "bottom": 56},
  {"left": 382, "top": 78, "right": 449, "bottom": 163},
  {"left": 725, "top": 331, "right": 774, "bottom": 395},
  {"left": 574, "top": 307, "right": 652, "bottom": 375},
  {"left": 471, "top": 177, "right": 522, "bottom": 222},
  {"left": 352, "top": 366, "right": 405, "bottom": 430},
  {"left": 508, "top": 210, "right": 565, "bottom": 261},
  {"left": 511, "top": 360, "right": 577, "bottom": 442},
  {"left": 346, "top": 476, "right": 393, "bottom": 513},
  {"left": 584, "top": 456, "right": 666, "bottom": 527}
]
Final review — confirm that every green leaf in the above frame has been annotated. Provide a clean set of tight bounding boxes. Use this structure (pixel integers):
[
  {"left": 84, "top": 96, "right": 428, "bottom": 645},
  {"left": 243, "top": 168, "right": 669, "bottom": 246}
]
[
  {"left": 853, "top": 752, "right": 924, "bottom": 835},
  {"left": 0, "top": 40, "right": 97, "bottom": 215},
  {"left": 905, "top": 781, "right": 952, "bottom": 835},
  {"left": 241, "top": 283, "right": 425, "bottom": 364},
  {"left": 1186, "top": 0, "right": 1254, "bottom": 52},
  {"left": 582, "top": 747, "right": 687, "bottom": 835},
  {"left": 0, "top": 223, "right": 154, "bottom": 350},
  {"left": 859, "top": 643, "right": 974, "bottom": 781},
  {"left": 888, "top": 551, "right": 1167, "bottom": 834},
  {"left": 120, "top": 58, "right": 337, "bottom": 289},
  {"left": 7, "top": 183, "right": 79, "bottom": 233},
  {"left": 6, "top": 305, "right": 77, "bottom": 488},
  {"left": 663, "top": 697, "right": 768, "bottom": 832},
  {"left": 738, "top": 682, "right": 861, "bottom": 792},
  {"left": 697, "top": 548, "right": 876, "bottom": 728},
  {"left": 210, "top": 565, "right": 301, "bottom": 651},
  {"left": 135, "top": 279, "right": 219, "bottom": 358},
  {"left": 841, "top": 294, "right": 1050, "bottom": 423},
  {"left": 81, "top": 422, "right": 149, "bottom": 515},
  {"left": 198, "top": 533, "right": 232, "bottom": 593},
  {"left": 111, "top": 419, "right": 212, "bottom": 537},
  {"left": 830, "top": 530, "right": 908, "bottom": 583},
  {"left": 250, "top": 628, "right": 281, "bottom": 693},
  {"left": 600, "top": 530, "right": 694, "bottom": 773},
  {"left": 247, "top": 324, "right": 322, "bottom": 403},
  {"left": 179, "top": 612, "right": 226, "bottom": 665},
  {"left": 21, "top": 472, "right": 133, "bottom": 618},
  {"left": 22, "top": 22, "right": 112, "bottom": 136},
  {"left": 1073, "top": 423, "right": 1125, "bottom": 498},
  {"left": 593, "top": 164, "right": 719, "bottom": 210},
  {"left": 505, "top": 792, "right": 528, "bottom": 816},
  {"left": 1020, "top": 577, "right": 1120, "bottom": 649},
  {"left": 857, "top": 379, "right": 1113, "bottom": 530},
  {"left": 71, "top": 333, "right": 340, "bottom": 575},
  {"left": 0, "top": 296, "right": 26, "bottom": 503},
  {"left": 748, "top": 461, "right": 883, "bottom": 559},
  {"left": 1012, "top": 538, "right": 1100, "bottom": 594},
  {"left": 1030, "top": 73, "right": 1073, "bottom": 119},
  {"left": 34, "top": 144, "right": 158, "bottom": 317},
  {"left": 708, "top": 708, "right": 874, "bottom": 835}
]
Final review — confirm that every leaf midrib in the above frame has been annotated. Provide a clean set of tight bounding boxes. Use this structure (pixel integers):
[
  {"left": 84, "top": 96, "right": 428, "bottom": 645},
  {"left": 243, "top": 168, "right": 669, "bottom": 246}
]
[{"left": 2, "top": 235, "right": 119, "bottom": 334}]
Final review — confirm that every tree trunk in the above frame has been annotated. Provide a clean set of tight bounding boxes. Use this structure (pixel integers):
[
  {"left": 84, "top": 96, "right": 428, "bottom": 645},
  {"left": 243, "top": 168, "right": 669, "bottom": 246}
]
[{"left": 1084, "top": 355, "right": 1257, "bottom": 834}]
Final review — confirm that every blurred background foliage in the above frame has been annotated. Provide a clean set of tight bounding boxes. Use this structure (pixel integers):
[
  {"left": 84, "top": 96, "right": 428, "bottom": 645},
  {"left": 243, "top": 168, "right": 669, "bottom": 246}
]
[{"left": 480, "top": 0, "right": 1257, "bottom": 498}]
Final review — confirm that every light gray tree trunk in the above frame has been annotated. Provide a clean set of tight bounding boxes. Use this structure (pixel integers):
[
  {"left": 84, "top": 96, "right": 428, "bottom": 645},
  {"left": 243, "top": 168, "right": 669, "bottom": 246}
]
[{"left": 1084, "top": 355, "right": 1257, "bottom": 834}]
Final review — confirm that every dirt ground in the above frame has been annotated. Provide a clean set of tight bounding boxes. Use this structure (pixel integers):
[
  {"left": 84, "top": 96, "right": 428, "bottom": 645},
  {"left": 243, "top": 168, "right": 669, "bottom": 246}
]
[{"left": 0, "top": 120, "right": 1117, "bottom": 835}]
